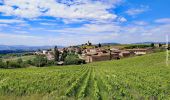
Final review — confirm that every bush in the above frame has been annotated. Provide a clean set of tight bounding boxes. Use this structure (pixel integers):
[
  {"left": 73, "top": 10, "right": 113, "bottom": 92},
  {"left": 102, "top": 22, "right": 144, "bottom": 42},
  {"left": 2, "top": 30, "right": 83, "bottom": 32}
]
[
  {"left": 32, "top": 55, "right": 48, "bottom": 67},
  {"left": 7, "top": 61, "right": 22, "bottom": 68},
  {"left": 0, "top": 59, "right": 6, "bottom": 68},
  {"left": 124, "top": 44, "right": 151, "bottom": 49},
  {"left": 64, "top": 54, "right": 85, "bottom": 65},
  {"left": 26, "top": 59, "right": 33, "bottom": 65},
  {"left": 47, "top": 60, "right": 56, "bottom": 66},
  {"left": 17, "top": 58, "right": 23, "bottom": 64}
]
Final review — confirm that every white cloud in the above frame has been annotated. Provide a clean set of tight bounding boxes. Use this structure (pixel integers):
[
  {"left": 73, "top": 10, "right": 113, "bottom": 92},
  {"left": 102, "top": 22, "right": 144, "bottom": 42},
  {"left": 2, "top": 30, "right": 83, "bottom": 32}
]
[
  {"left": 133, "top": 21, "right": 148, "bottom": 25},
  {"left": 0, "top": 23, "right": 170, "bottom": 46},
  {"left": 0, "top": 19, "right": 25, "bottom": 23},
  {"left": 44, "top": 22, "right": 170, "bottom": 45},
  {"left": 126, "top": 5, "right": 149, "bottom": 16},
  {"left": 14, "top": 30, "right": 29, "bottom": 34},
  {"left": 0, "top": 33, "right": 40, "bottom": 38},
  {"left": 0, "top": 32, "right": 45, "bottom": 46},
  {"left": 0, "top": 23, "right": 9, "bottom": 27},
  {"left": 0, "top": 1, "right": 168, "bottom": 46},
  {"left": 63, "top": 18, "right": 87, "bottom": 24},
  {"left": 40, "top": 22, "right": 58, "bottom": 26},
  {"left": 0, "top": 0, "right": 120, "bottom": 21},
  {"left": 117, "top": 17, "right": 127, "bottom": 22},
  {"left": 47, "top": 23, "right": 121, "bottom": 34},
  {"left": 155, "top": 18, "right": 170, "bottom": 24},
  {"left": 16, "top": 23, "right": 30, "bottom": 27}
]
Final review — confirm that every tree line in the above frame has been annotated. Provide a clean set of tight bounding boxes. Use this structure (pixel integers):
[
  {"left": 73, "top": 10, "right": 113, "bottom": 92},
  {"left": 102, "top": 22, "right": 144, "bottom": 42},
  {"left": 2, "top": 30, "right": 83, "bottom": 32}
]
[{"left": 0, "top": 46, "right": 85, "bottom": 68}]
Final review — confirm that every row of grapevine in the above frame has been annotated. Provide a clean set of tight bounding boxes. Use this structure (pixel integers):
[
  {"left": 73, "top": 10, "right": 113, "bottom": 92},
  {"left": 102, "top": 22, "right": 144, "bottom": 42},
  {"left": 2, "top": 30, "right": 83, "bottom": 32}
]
[
  {"left": 77, "top": 67, "right": 91, "bottom": 98},
  {"left": 92, "top": 68, "right": 101, "bottom": 100},
  {"left": 0, "top": 52, "right": 169, "bottom": 99},
  {"left": 65, "top": 67, "right": 89, "bottom": 97}
]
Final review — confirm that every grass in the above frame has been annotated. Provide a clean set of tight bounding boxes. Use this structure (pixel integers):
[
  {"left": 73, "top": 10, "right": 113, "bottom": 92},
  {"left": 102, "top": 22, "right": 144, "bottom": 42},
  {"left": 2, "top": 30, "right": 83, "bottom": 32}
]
[
  {"left": 0, "top": 51, "right": 169, "bottom": 100},
  {"left": 2, "top": 55, "right": 35, "bottom": 62}
]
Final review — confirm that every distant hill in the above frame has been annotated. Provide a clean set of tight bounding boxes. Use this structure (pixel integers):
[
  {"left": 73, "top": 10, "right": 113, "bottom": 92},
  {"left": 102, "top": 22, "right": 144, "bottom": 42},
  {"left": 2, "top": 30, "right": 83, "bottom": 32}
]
[
  {"left": 100, "top": 42, "right": 120, "bottom": 46},
  {"left": 0, "top": 45, "right": 64, "bottom": 51},
  {"left": 132, "top": 42, "right": 170, "bottom": 44}
]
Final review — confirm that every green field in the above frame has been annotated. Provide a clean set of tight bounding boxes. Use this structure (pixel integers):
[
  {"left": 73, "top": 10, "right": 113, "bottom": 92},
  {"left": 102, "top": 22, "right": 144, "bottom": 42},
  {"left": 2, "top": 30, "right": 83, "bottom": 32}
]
[
  {"left": 0, "top": 52, "right": 170, "bottom": 100},
  {"left": 2, "top": 55, "right": 35, "bottom": 62}
]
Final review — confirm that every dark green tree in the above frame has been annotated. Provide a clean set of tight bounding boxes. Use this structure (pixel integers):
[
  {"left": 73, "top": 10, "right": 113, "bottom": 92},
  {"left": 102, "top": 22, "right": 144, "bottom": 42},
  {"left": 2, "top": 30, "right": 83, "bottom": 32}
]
[
  {"left": 151, "top": 43, "right": 154, "bottom": 47},
  {"left": 98, "top": 43, "right": 101, "bottom": 48},
  {"left": 0, "top": 59, "right": 6, "bottom": 68},
  {"left": 33, "top": 55, "right": 48, "bottom": 67},
  {"left": 17, "top": 58, "right": 23, "bottom": 64},
  {"left": 26, "top": 59, "right": 33, "bottom": 65},
  {"left": 60, "top": 48, "right": 68, "bottom": 61},
  {"left": 7, "top": 61, "right": 21, "bottom": 68},
  {"left": 54, "top": 46, "right": 60, "bottom": 61},
  {"left": 64, "top": 54, "right": 85, "bottom": 65},
  {"left": 77, "top": 48, "right": 82, "bottom": 54},
  {"left": 159, "top": 43, "right": 162, "bottom": 47}
]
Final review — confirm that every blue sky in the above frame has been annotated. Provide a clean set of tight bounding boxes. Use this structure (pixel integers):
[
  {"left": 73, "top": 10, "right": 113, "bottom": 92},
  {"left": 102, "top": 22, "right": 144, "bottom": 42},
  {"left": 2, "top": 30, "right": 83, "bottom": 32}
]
[{"left": 0, "top": 0, "right": 169, "bottom": 46}]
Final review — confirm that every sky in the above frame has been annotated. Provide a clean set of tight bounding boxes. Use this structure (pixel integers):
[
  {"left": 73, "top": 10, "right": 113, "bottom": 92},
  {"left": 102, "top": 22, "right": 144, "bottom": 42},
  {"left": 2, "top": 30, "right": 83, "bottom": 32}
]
[{"left": 0, "top": 0, "right": 170, "bottom": 46}]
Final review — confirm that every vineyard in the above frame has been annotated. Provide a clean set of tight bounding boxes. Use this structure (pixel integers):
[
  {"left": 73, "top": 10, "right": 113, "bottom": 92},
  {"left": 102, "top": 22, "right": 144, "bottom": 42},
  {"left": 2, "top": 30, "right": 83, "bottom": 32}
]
[{"left": 0, "top": 52, "right": 170, "bottom": 100}]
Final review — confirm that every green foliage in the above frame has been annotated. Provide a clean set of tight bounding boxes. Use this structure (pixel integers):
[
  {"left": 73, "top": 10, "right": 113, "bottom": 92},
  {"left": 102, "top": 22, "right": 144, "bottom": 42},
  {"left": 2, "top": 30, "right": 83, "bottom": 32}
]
[
  {"left": 0, "top": 58, "right": 27, "bottom": 68},
  {"left": 0, "top": 59, "right": 6, "bottom": 68},
  {"left": 0, "top": 52, "right": 169, "bottom": 99},
  {"left": 26, "top": 59, "right": 33, "bottom": 65},
  {"left": 151, "top": 43, "right": 154, "bottom": 47},
  {"left": 54, "top": 46, "right": 60, "bottom": 61},
  {"left": 159, "top": 43, "right": 162, "bottom": 47},
  {"left": 47, "top": 60, "right": 56, "bottom": 65},
  {"left": 7, "top": 61, "right": 22, "bottom": 68},
  {"left": 98, "top": 43, "right": 102, "bottom": 48},
  {"left": 32, "top": 55, "right": 48, "bottom": 67},
  {"left": 17, "top": 58, "right": 23, "bottom": 64},
  {"left": 124, "top": 44, "right": 151, "bottom": 49},
  {"left": 60, "top": 48, "right": 68, "bottom": 61},
  {"left": 64, "top": 53, "right": 85, "bottom": 65}
]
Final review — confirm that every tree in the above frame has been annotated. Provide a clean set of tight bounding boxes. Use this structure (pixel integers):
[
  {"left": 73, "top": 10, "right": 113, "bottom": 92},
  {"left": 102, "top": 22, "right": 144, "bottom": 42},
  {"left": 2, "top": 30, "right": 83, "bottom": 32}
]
[
  {"left": 54, "top": 46, "right": 60, "bottom": 61},
  {"left": 26, "top": 60, "right": 33, "bottom": 65},
  {"left": 33, "top": 55, "right": 48, "bottom": 67},
  {"left": 98, "top": 43, "right": 101, "bottom": 48},
  {"left": 0, "top": 59, "right": 6, "bottom": 68},
  {"left": 60, "top": 48, "right": 68, "bottom": 61},
  {"left": 159, "top": 43, "right": 162, "bottom": 47},
  {"left": 88, "top": 41, "right": 92, "bottom": 46},
  {"left": 151, "top": 43, "right": 154, "bottom": 47},
  {"left": 7, "top": 61, "right": 21, "bottom": 68},
  {"left": 64, "top": 54, "right": 85, "bottom": 65},
  {"left": 17, "top": 58, "right": 23, "bottom": 64},
  {"left": 77, "top": 48, "right": 82, "bottom": 54},
  {"left": 109, "top": 49, "right": 112, "bottom": 60}
]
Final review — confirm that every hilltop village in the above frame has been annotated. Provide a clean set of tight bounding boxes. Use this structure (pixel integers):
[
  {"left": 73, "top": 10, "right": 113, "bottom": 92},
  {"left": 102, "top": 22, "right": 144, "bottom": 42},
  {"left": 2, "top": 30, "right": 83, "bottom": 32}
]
[{"left": 35, "top": 41, "right": 167, "bottom": 65}]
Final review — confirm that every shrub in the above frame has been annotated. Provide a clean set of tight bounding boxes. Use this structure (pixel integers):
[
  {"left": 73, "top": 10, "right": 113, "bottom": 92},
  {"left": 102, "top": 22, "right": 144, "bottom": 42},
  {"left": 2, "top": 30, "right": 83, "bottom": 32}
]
[
  {"left": 7, "top": 61, "right": 22, "bottom": 68},
  {"left": 17, "top": 58, "right": 23, "bottom": 64},
  {"left": 32, "top": 55, "right": 48, "bottom": 67},
  {"left": 64, "top": 54, "right": 85, "bottom": 65},
  {"left": 124, "top": 44, "right": 151, "bottom": 49},
  {"left": 47, "top": 60, "right": 56, "bottom": 66},
  {"left": 26, "top": 59, "right": 33, "bottom": 65},
  {"left": 0, "top": 59, "right": 6, "bottom": 68}
]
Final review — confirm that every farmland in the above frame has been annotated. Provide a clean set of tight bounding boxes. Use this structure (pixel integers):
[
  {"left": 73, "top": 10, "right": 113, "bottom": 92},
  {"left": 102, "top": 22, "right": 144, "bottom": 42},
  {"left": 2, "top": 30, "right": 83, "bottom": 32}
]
[
  {"left": 2, "top": 55, "right": 35, "bottom": 62},
  {"left": 0, "top": 51, "right": 170, "bottom": 100}
]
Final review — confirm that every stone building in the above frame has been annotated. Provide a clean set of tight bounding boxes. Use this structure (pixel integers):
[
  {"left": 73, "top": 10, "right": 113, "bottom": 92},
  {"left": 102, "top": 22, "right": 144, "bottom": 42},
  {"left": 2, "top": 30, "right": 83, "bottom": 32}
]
[
  {"left": 126, "top": 48, "right": 151, "bottom": 55},
  {"left": 84, "top": 53, "right": 119, "bottom": 63}
]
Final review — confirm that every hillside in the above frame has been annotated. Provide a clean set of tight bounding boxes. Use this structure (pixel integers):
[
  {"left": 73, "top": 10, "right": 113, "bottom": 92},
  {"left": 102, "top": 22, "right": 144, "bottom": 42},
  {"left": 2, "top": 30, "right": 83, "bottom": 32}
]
[{"left": 0, "top": 52, "right": 169, "bottom": 100}]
